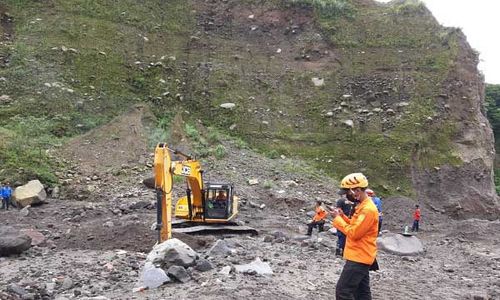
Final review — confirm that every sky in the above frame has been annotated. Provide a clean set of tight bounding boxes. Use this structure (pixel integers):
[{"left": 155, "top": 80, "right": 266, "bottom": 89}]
[{"left": 376, "top": 0, "right": 500, "bottom": 84}]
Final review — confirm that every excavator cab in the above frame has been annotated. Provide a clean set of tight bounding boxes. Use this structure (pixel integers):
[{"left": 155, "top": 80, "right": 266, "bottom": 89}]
[
  {"left": 204, "top": 184, "right": 234, "bottom": 220},
  {"left": 174, "top": 183, "right": 237, "bottom": 222}
]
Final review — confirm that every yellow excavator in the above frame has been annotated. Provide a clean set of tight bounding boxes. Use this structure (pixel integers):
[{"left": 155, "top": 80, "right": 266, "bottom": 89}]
[{"left": 153, "top": 143, "right": 257, "bottom": 242}]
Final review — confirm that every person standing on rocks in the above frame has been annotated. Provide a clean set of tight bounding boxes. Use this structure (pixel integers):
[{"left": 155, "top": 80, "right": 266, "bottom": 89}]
[
  {"left": 366, "top": 189, "right": 383, "bottom": 234},
  {"left": 330, "top": 173, "right": 379, "bottom": 300},
  {"left": 306, "top": 200, "right": 328, "bottom": 236},
  {"left": 0, "top": 182, "right": 13, "bottom": 210},
  {"left": 335, "top": 194, "right": 354, "bottom": 256},
  {"left": 411, "top": 204, "right": 421, "bottom": 232}
]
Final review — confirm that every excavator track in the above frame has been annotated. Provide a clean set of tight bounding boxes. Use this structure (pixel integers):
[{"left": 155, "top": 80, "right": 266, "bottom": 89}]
[{"left": 172, "top": 220, "right": 258, "bottom": 236}]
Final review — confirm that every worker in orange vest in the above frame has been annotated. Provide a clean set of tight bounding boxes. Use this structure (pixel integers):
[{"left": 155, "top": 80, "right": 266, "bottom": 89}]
[
  {"left": 330, "top": 173, "right": 379, "bottom": 300},
  {"left": 411, "top": 204, "right": 421, "bottom": 232},
  {"left": 306, "top": 200, "right": 328, "bottom": 236}
]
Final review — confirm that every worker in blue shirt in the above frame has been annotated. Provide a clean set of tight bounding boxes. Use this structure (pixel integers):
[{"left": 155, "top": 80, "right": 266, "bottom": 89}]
[
  {"left": 0, "top": 182, "right": 13, "bottom": 210},
  {"left": 366, "top": 189, "right": 383, "bottom": 234}
]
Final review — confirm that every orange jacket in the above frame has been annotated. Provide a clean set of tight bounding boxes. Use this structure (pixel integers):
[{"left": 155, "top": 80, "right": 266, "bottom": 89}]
[
  {"left": 313, "top": 206, "right": 328, "bottom": 222},
  {"left": 414, "top": 208, "right": 421, "bottom": 221},
  {"left": 333, "top": 197, "right": 379, "bottom": 265}
]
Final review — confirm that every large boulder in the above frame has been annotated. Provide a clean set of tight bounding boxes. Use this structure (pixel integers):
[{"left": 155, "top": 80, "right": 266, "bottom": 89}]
[
  {"left": 377, "top": 233, "right": 424, "bottom": 256},
  {"left": 146, "top": 238, "right": 198, "bottom": 269},
  {"left": 13, "top": 180, "right": 47, "bottom": 208},
  {"left": 0, "top": 226, "right": 32, "bottom": 256}
]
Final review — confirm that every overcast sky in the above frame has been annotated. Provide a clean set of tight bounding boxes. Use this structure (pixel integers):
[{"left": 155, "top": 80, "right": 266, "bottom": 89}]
[{"left": 376, "top": 0, "right": 500, "bottom": 84}]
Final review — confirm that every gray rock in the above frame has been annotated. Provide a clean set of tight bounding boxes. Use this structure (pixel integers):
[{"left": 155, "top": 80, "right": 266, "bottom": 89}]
[
  {"left": 0, "top": 94, "right": 12, "bottom": 103},
  {"left": 328, "top": 227, "right": 338, "bottom": 234},
  {"left": 51, "top": 186, "right": 60, "bottom": 198},
  {"left": 207, "top": 239, "right": 233, "bottom": 257},
  {"left": 167, "top": 265, "right": 190, "bottom": 283},
  {"left": 0, "top": 226, "right": 32, "bottom": 256},
  {"left": 272, "top": 231, "right": 287, "bottom": 240},
  {"left": 306, "top": 211, "right": 315, "bottom": 218},
  {"left": 61, "top": 277, "right": 74, "bottom": 290},
  {"left": 275, "top": 237, "right": 286, "bottom": 243},
  {"left": 234, "top": 257, "right": 273, "bottom": 275},
  {"left": 142, "top": 177, "right": 155, "bottom": 189},
  {"left": 318, "top": 237, "right": 336, "bottom": 248},
  {"left": 247, "top": 179, "right": 259, "bottom": 185},
  {"left": 281, "top": 180, "right": 298, "bottom": 187},
  {"left": 343, "top": 119, "right": 354, "bottom": 128},
  {"left": 45, "top": 282, "right": 56, "bottom": 295},
  {"left": 139, "top": 263, "right": 170, "bottom": 289},
  {"left": 377, "top": 233, "right": 424, "bottom": 256},
  {"left": 146, "top": 238, "right": 197, "bottom": 268},
  {"left": 220, "top": 103, "right": 236, "bottom": 109},
  {"left": 249, "top": 201, "right": 259, "bottom": 208},
  {"left": 195, "top": 259, "right": 213, "bottom": 272},
  {"left": 301, "top": 239, "right": 312, "bottom": 247},
  {"left": 293, "top": 235, "right": 310, "bottom": 241},
  {"left": 7, "top": 283, "right": 27, "bottom": 296},
  {"left": 219, "top": 266, "right": 232, "bottom": 276},
  {"left": 20, "top": 205, "right": 31, "bottom": 217},
  {"left": 263, "top": 235, "right": 273, "bottom": 243},
  {"left": 19, "top": 229, "right": 45, "bottom": 246},
  {"left": 21, "top": 293, "right": 35, "bottom": 300},
  {"left": 129, "top": 201, "right": 151, "bottom": 210},
  {"left": 311, "top": 77, "right": 324, "bottom": 87},
  {"left": 13, "top": 180, "right": 47, "bottom": 208}
]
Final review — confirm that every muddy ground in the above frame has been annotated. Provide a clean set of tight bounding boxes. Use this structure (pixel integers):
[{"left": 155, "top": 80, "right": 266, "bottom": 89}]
[{"left": 1, "top": 108, "right": 500, "bottom": 300}]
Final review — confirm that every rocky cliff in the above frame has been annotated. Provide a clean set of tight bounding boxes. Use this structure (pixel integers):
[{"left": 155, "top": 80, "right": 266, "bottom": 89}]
[
  {"left": 0, "top": 0, "right": 498, "bottom": 218},
  {"left": 411, "top": 30, "right": 499, "bottom": 219}
]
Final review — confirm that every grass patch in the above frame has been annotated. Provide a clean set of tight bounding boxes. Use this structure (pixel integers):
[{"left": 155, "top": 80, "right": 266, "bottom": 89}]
[
  {"left": 289, "top": 0, "right": 355, "bottom": 18},
  {"left": 214, "top": 144, "right": 227, "bottom": 159},
  {"left": 263, "top": 180, "right": 274, "bottom": 189}
]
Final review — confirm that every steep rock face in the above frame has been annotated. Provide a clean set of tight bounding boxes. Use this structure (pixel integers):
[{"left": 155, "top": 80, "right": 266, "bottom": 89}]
[
  {"left": 185, "top": 0, "right": 500, "bottom": 219},
  {"left": 411, "top": 31, "right": 499, "bottom": 219},
  {"left": 2, "top": 0, "right": 498, "bottom": 219}
]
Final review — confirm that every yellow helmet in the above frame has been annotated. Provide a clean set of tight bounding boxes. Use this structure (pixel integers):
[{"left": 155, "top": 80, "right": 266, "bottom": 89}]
[{"left": 340, "top": 173, "right": 368, "bottom": 189}]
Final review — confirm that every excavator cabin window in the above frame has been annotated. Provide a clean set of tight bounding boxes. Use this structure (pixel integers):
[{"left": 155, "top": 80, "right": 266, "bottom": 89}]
[{"left": 205, "top": 188, "right": 232, "bottom": 219}]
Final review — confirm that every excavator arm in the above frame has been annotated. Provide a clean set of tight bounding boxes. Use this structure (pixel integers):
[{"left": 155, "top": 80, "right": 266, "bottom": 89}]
[
  {"left": 154, "top": 143, "right": 173, "bottom": 242},
  {"left": 154, "top": 143, "right": 205, "bottom": 242}
]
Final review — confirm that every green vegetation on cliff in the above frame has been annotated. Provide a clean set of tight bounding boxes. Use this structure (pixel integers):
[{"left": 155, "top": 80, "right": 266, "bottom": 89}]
[
  {"left": 0, "top": 0, "right": 192, "bottom": 183},
  {"left": 0, "top": 0, "right": 466, "bottom": 193}
]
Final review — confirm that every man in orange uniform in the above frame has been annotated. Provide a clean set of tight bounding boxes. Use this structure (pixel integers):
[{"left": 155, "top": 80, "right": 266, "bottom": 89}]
[
  {"left": 330, "top": 173, "right": 379, "bottom": 300},
  {"left": 306, "top": 200, "right": 328, "bottom": 236}
]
